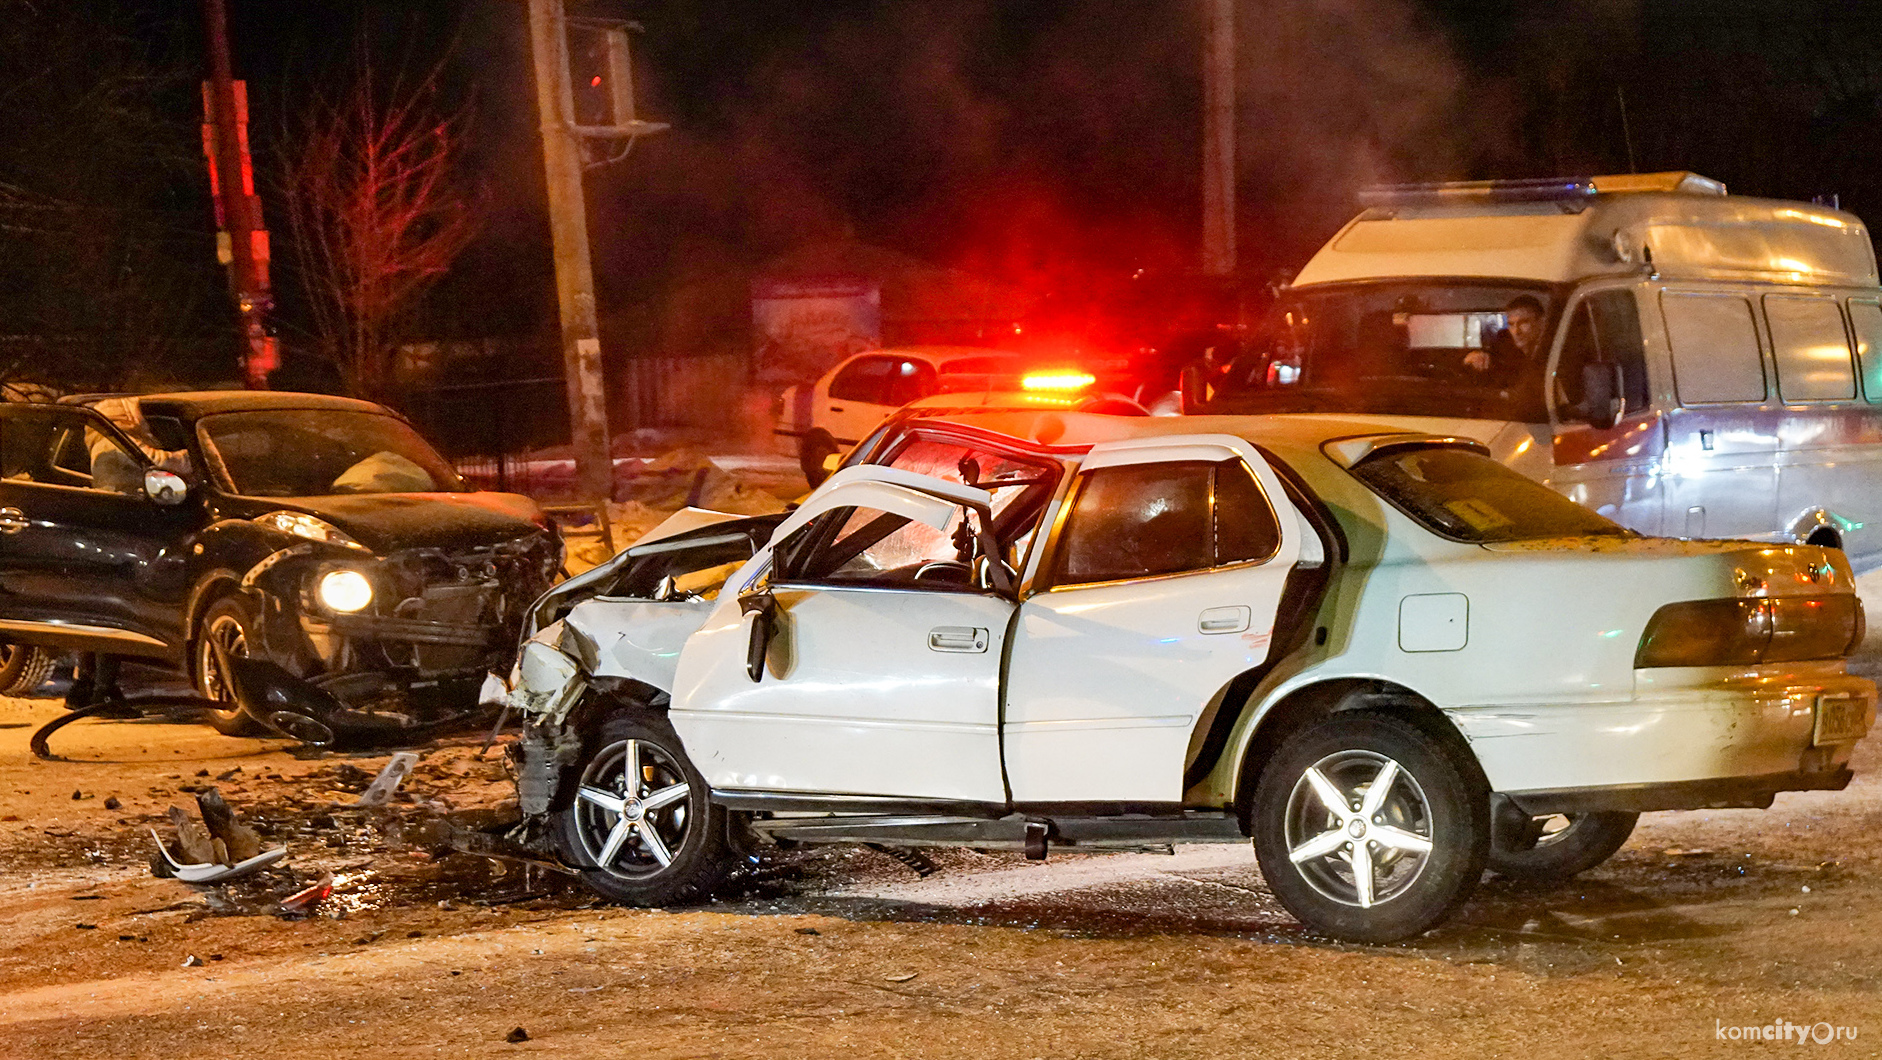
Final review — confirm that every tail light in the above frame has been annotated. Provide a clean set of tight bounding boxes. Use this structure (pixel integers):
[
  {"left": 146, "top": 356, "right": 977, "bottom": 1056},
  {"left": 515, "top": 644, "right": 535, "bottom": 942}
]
[{"left": 1635, "top": 595, "right": 1864, "bottom": 668}]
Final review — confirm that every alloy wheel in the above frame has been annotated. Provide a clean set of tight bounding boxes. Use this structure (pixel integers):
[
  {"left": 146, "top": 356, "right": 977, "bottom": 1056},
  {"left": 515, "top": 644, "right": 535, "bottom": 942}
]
[
  {"left": 199, "top": 614, "right": 247, "bottom": 703},
  {"left": 1283, "top": 749, "right": 1436, "bottom": 909},
  {"left": 571, "top": 737, "right": 695, "bottom": 877}
]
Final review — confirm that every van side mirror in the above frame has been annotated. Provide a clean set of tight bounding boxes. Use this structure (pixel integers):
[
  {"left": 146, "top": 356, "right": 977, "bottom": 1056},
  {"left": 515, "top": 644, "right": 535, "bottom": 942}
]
[
  {"left": 144, "top": 468, "right": 188, "bottom": 506},
  {"left": 1579, "top": 363, "right": 1625, "bottom": 431}
]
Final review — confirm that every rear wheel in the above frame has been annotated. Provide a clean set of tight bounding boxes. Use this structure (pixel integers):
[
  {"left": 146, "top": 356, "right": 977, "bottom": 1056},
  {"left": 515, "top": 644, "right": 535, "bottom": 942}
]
[
  {"left": 799, "top": 431, "right": 840, "bottom": 488},
  {"left": 193, "top": 596, "right": 266, "bottom": 737},
  {"left": 1488, "top": 810, "right": 1638, "bottom": 882},
  {"left": 553, "top": 711, "right": 732, "bottom": 905},
  {"left": 0, "top": 643, "right": 55, "bottom": 697},
  {"left": 1252, "top": 711, "right": 1489, "bottom": 942}
]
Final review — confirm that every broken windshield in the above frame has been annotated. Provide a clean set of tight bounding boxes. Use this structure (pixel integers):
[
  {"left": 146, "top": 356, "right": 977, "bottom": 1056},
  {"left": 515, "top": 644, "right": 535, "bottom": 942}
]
[
  {"left": 196, "top": 409, "right": 464, "bottom": 497},
  {"left": 1206, "top": 281, "right": 1561, "bottom": 422}
]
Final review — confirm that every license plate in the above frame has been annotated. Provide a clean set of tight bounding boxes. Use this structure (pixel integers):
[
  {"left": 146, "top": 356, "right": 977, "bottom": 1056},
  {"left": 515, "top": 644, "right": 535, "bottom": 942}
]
[{"left": 1813, "top": 695, "right": 1867, "bottom": 746}]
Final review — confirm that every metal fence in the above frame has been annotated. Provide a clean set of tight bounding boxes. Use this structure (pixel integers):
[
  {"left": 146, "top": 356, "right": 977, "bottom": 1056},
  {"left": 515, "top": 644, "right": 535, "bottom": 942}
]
[{"left": 402, "top": 377, "right": 572, "bottom": 496}]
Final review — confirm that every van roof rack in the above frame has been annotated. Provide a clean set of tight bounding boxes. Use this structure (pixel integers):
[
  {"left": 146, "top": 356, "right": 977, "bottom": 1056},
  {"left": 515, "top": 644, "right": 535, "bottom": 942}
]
[{"left": 1358, "top": 171, "right": 1727, "bottom": 208}]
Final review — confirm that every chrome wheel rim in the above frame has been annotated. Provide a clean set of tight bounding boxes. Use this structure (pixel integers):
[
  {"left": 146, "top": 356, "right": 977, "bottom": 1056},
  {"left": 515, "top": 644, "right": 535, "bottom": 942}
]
[
  {"left": 573, "top": 738, "right": 693, "bottom": 878},
  {"left": 1283, "top": 750, "right": 1435, "bottom": 909},
  {"left": 199, "top": 614, "right": 247, "bottom": 704}
]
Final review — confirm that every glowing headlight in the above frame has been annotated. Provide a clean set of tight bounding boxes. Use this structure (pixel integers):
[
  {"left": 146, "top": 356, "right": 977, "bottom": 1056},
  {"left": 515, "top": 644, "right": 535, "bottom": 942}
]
[{"left": 317, "top": 569, "right": 374, "bottom": 613}]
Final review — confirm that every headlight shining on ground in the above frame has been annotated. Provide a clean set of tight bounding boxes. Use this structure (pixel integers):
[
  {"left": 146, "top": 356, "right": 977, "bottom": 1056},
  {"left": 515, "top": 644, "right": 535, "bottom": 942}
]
[{"left": 317, "top": 569, "right": 374, "bottom": 613}]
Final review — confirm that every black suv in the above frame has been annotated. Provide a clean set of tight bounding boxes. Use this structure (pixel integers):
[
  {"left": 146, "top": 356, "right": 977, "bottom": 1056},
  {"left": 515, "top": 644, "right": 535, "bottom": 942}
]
[{"left": 0, "top": 391, "right": 560, "bottom": 743}]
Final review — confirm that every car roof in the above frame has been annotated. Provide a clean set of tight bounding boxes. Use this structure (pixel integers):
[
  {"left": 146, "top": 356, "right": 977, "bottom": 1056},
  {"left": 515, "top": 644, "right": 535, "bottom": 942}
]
[
  {"left": 72, "top": 390, "right": 394, "bottom": 420},
  {"left": 845, "top": 346, "right": 1023, "bottom": 367}
]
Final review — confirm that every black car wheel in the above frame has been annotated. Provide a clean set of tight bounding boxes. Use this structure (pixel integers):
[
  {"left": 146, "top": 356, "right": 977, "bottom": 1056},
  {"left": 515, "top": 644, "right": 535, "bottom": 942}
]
[
  {"left": 1488, "top": 810, "right": 1638, "bottom": 882},
  {"left": 799, "top": 431, "right": 840, "bottom": 488},
  {"left": 553, "top": 711, "right": 732, "bottom": 906},
  {"left": 0, "top": 643, "right": 55, "bottom": 697},
  {"left": 193, "top": 596, "right": 266, "bottom": 737},
  {"left": 1252, "top": 711, "right": 1489, "bottom": 943}
]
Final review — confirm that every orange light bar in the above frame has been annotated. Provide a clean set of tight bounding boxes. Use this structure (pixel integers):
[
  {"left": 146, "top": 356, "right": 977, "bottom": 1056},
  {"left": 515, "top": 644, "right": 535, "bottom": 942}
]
[{"left": 1021, "top": 371, "right": 1096, "bottom": 392}]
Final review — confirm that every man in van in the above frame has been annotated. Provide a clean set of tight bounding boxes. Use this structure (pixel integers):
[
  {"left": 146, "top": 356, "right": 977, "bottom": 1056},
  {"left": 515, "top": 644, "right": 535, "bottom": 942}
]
[{"left": 1463, "top": 294, "right": 1545, "bottom": 384}]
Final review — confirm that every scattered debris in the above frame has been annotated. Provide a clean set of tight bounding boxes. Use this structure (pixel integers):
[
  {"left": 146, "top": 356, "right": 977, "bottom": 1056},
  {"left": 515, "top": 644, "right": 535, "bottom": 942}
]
[
  {"left": 75, "top": 923, "right": 96, "bottom": 930},
  {"left": 71, "top": 790, "right": 92, "bottom": 801},
  {"left": 351, "top": 752, "right": 419, "bottom": 808},
  {"left": 103, "top": 796, "right": 121, "bottom": 810},
  {"left": 181, "top": 954, "right": 204, "bottom": 968},
  {"left": 505, "top": 1027, "right": 530, "bottom": 1043},
  {"left": 1663, "top": 849, "right": 1713, "bottom": 858},
  {"left": 149, "top": 787, "right": 288, "bottom": 884},
  {"left": 884, "top": 972, "right": 918, "bottom": 983},
  {"left": 794, "top": 927, "right": 821, "bottom": 936},
  {"left": 277, "top": 873, "right": 334, "bottom": 917}
]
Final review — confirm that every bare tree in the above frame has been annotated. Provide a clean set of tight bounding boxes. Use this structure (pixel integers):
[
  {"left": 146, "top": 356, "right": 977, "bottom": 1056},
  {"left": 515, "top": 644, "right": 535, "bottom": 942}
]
[{"left": 280, "top": 55, "right": 480, "bottom": 403}]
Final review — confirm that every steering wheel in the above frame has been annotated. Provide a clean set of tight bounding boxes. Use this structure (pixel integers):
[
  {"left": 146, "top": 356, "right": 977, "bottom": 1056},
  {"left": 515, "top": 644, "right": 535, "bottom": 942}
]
[{"left": 913, "top": 560, "right": 973, "bottom": 585}]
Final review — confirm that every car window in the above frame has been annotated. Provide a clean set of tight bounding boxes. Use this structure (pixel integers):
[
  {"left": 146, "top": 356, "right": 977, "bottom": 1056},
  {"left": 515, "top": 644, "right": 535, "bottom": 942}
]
[
  {"left": 1349, "top": 445, "right": 1628, "bottom": 543},
  {"left": 1765, "top": 294, "right": 1857, "bottom": 401},
  {"left": 881, "top": 436, "right": 1060, "bottom": 569},
  {"left": 829, "top": 357, "right": 895, "bottom": 404},
  {"left": 0, "top": 408, "right": 144, "bottom": 495},
  {"left": 776, "top": 503, "right": 980, "bottom": 590},
  {"left": 1850, "top": 299, "right": 1882, "bottom": 404},
  {"left": 195, "top": 409, "right": 461, "bottom": 497},
  {"left": 1054, "top": 459, "right": 1278, "bottom": 586},
  {"left": 1662, "top": 291, "right": 1767, "bottom": 404},
  {"left": 1554, "top": 290, "right": 1649, "bottom": 421}
]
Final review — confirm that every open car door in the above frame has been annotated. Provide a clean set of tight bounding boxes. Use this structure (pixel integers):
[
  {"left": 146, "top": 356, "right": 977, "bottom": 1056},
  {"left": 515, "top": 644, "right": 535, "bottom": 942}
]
[
  {"left": 1004, "top": 434, "right": 1308, "bottom": 803},
  {"left": 671, "top": 466, "right": 1019, "bottom": 805}
]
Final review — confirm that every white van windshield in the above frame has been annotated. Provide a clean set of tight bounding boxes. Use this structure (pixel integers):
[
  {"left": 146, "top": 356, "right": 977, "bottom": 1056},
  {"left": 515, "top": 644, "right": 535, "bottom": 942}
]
[{"left": 1211, "top": 281, "right": 1559, "bottom": 422}]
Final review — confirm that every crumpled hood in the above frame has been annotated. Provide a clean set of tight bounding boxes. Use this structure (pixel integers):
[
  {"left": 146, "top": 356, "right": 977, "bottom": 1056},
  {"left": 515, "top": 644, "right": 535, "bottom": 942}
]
[{"left": 279, "top": 492, "right": 546, "bottom": 553}]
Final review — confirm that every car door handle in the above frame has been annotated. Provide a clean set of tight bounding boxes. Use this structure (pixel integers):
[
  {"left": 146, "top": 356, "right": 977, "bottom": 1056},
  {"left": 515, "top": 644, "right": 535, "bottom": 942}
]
[
  {"left": 1198, "top": 606, "right": 1250, "bottom": 634},
  {"left": 0, "top": 508, "right": 26, "bottom": 534},
  {"left": 928, "top": 626, "right": 989, "bottom": 653}
]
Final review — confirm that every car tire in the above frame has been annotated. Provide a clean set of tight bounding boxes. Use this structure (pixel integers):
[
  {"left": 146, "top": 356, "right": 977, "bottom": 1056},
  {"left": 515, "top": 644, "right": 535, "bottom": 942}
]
[
  {"left": 193, "top": 595, "right": 267, "bottom": 737},
  {"left": 1487, "top": 810, "right": 1638, "bottom": 882},
  {"left": 799, "top": 431, "right": 840, "bottom": 488},
  {"left": 1252, "top": 710, "right": 1489, "bottom": 943},
  {"left": 552, "top": 710, "right": 732, "bottom": 906},
  {"left": 0, "top": 643, "right": 56, "bottom": 697}
]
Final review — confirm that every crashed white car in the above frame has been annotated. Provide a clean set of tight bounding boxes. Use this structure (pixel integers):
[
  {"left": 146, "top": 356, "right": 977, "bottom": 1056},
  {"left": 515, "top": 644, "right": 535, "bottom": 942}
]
[{"left": 493, "top": 410, "right": 1876, "bottom": 941}]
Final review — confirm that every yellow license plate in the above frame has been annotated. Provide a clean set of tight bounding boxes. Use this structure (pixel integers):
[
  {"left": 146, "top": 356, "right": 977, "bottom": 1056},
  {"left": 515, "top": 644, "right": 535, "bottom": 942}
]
[{"left": 1813, "top": 695, "right": 1866, "bottom": 746}]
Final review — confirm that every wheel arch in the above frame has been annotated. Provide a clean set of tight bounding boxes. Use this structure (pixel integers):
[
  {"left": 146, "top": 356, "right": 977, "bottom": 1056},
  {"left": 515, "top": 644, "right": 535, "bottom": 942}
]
[
  {"left": 1222, "top": 677, "right": 1482, "bottom": 832},
  {"left": 183, "top": 571, "right": 248, "bottom": 664}
]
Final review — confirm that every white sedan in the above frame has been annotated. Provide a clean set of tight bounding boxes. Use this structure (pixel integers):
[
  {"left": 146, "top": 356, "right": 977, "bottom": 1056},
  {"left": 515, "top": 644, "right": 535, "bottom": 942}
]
[{"left": 497, "top": 410, "right": 1875, "bottom": 941}]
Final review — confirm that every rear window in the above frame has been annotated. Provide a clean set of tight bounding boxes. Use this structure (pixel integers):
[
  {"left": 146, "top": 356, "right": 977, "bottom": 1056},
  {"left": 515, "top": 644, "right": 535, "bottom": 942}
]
[{"left": 1349, "top": 446, "right": 1628, "bottom": 543}]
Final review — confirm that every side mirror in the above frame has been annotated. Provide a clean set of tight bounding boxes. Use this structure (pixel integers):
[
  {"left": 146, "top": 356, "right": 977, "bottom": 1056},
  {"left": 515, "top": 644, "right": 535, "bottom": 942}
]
[
  {"left": 1579, "top": 362, "right": 1625, "bottom": 431},
  {"left": 738, "top": 590, "right": 777, "bottom": 682},
  {"left": 145, "top": 468, "right": 188, "bottom": 506}
]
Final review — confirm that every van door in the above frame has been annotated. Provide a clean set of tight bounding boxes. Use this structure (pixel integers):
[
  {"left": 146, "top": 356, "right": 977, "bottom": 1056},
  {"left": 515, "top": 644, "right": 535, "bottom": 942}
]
[
  {"left": 1656, "top": 289, "right": 1778, "bottom": 540},
  {"left": 1547, "top": 287, "right": 1663, "bottom": 534}
]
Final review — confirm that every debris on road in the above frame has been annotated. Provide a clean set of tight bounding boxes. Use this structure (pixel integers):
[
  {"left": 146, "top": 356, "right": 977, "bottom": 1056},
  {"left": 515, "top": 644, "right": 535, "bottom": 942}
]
[
  {"left": 149, "top": 787, "right": 287, "bottom": 884},
  {"left": 348, "top": 752, "right": 418, "bottom": 808}
]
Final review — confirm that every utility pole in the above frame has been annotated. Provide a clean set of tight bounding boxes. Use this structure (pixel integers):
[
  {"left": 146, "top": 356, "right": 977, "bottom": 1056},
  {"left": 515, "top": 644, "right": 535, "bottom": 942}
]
[
  {"left": 202, "top": 0, "right": 275, "bottom": 388},
  {"left": 526, "top": 0, "right": 613, "bottom": 503},
  {"left": 1201, "top": 0, "right": 1236, "bottom": 277}
]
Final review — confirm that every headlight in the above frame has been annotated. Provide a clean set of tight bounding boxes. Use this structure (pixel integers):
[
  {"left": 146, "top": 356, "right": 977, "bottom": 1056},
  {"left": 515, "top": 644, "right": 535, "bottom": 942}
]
[
  {"left": 1635, "top": 595, "right": 1863, "bottom": 667},
  {"left": 257, "top": 511, "right": 366, "bottom": 550},
  {"left": 317, "top": 569, "right": 374, "bottom": 613}
]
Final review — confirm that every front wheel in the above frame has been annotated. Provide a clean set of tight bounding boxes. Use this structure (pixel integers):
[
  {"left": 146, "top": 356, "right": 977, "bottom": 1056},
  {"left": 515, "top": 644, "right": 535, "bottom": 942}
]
[
  {"left": 193, "top": 596, "right": 266, "bottom": 737},
  {"left": 0, "top": 643, "right": 56, "bottom": 696},
  {"left": 1488, "top": 810, "right": 1638, "bottom": 882},
  {"left": 1252, "top": 711, "right": 1489, "bottom": 943},
  {"left": 552, "top": 712, "right": 732, "bottom": 906}
]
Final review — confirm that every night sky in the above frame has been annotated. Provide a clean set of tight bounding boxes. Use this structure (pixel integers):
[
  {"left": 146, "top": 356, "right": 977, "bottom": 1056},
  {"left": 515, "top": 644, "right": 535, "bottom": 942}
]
[{"left": 7, "top": 0, "right": 1882, "bottom": 388}]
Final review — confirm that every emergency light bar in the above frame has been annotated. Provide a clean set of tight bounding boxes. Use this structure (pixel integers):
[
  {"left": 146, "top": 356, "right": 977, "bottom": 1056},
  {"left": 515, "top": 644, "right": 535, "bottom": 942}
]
[
  {"left": 1021, "top": 371, "right": 1097, "bottom": 392},
  {"left": 1359, "top": 171, "right": 1727, "bottom": 208}
]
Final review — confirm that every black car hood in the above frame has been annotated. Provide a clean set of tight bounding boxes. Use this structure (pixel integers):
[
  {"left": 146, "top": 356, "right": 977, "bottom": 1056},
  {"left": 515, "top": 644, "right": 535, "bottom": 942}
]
[{"left": 278, "top": 492, "right": 546, "bottom": 554}]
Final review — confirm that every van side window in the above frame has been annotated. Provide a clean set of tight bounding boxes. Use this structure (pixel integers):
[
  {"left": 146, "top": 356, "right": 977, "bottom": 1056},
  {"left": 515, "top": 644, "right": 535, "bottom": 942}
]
[
  {"left": 1847, "top": 300, "right": 1882, "bottom": 404},
  {"left": 1662, "top": 291, "right": 1767, "bottom": 404},
  {"left": 1765, "top": 294, "right": 1856, "bottom": 401},
  {"left": 828, "top": 357, "right": 895, "bottom": 404},
  {"left": 1555, "top": 291, "right": 1649, "bottom": 422}
]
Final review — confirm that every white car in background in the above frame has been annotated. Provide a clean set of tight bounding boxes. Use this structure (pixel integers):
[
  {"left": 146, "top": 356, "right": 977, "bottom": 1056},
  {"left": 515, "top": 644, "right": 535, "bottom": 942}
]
[
  {"left": 774, "top": 346, "right": 1147, "bottom": 484},
  {"left": 497, "top": 408, "right": 1875, "bottom": 942}
]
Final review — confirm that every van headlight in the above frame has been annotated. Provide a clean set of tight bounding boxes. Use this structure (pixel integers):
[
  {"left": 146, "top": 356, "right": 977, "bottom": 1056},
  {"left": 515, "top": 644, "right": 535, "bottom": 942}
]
[
  {"left": 1635, "top": 595, "right": 1863, "bottom": 667},
  {"left": 317, "top": 569, "right": 374, "bottom": 613}
]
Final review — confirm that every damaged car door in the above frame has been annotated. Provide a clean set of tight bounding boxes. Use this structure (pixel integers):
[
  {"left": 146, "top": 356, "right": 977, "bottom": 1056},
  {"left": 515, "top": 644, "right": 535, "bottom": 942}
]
[{"left": 672, "top": 468, "right": 1014, "bottom": 804}]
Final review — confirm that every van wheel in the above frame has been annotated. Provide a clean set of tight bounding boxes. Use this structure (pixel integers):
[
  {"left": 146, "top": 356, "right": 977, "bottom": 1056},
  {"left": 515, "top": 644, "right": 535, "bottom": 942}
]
[
  {"left": 799, "top": 431, "right": 840, "bottom": 488},
  {"left": 1252, "top": 711, "right": 1488, "bottom": 943},
  {"left": 553, "top": 711, "right": 732, "bottom": 906},
  {"left": 0, "top": 644, "right": 56, "bottom": 697},
  {"left": 193, "top": 596, "right": 266, "bottom": 737},
  {"left": 1488, "top": 811, "right": 1638, "bottom": 882}
]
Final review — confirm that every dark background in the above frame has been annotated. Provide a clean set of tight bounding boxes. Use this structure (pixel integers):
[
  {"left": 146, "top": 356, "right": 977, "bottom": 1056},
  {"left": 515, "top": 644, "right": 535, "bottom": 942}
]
[{"left": 5, "top": 0, "right": 1882, "bottom": 392}]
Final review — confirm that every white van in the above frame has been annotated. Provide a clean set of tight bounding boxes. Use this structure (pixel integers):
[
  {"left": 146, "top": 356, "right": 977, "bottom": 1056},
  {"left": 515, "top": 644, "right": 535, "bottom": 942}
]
[{"left": 1195, "top": 172, "right": 1882, "bottom": 569}]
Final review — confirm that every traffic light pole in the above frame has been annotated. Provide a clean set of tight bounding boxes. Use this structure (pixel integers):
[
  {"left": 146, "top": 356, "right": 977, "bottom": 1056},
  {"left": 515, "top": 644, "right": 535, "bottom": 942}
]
[
  {"left": 1201, "top": 0, "right": 1236, "bottom": 277},
  {"left": 202, "top": 0, "right": 275, "bottom": 388},
  {"left": 526, "top": 0, "right": 614, "bottom": 505}
]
